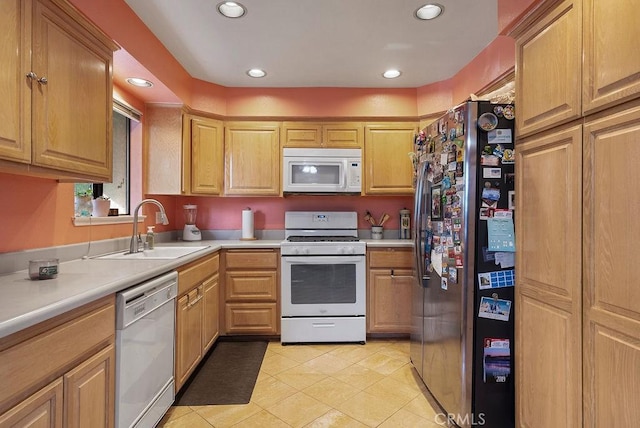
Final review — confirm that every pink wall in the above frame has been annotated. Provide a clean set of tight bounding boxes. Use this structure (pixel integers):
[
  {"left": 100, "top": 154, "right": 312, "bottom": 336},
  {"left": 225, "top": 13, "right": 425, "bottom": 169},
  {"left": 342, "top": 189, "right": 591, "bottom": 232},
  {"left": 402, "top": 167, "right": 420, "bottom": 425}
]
[
  {"left": 171, "top": 196, "right": 413, "bottom": 232},
  {"left": 69, "top": 0, "right": 194, "bottom": 106},
  {"left": 451, "top": 35, "right": 516, "bottom": 104},
  {"left": 223, "top": 88, "right": 418, "bottom": 118},
  {"left": 0, "top": 173, "right": 137, "bottom": 251},
  {"left": 498, "top": 0, "right": 541, "bottom": 34}
]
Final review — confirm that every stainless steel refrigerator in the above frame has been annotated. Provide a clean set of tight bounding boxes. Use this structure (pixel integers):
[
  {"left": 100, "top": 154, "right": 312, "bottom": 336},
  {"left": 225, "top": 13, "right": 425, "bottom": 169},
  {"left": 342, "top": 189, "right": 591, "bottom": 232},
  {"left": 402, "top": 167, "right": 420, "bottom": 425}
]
[{"left": 410, "top": 101, "right": 515, "bottom": 428}]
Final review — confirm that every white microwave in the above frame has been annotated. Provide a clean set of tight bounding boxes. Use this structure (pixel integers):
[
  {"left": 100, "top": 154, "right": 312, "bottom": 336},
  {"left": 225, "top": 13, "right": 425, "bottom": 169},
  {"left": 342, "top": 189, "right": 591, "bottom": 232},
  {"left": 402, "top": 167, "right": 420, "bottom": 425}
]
[{"left": 282, "top": 148, "right": 362, "bottom": 194}]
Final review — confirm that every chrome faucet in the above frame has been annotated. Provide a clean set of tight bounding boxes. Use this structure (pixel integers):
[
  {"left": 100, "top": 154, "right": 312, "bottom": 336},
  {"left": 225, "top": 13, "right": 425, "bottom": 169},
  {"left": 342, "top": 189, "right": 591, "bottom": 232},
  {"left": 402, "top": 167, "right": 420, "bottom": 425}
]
[{"left": 130, "top": 199, "right": 170, "bottom": 253}]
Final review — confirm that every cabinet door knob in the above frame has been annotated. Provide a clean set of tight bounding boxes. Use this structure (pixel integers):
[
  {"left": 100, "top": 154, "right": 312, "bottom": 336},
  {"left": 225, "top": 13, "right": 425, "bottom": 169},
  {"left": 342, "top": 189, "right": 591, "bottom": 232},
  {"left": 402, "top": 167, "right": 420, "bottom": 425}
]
[{"left": 26, "top": 72, "right": 48, "bottom": 85}]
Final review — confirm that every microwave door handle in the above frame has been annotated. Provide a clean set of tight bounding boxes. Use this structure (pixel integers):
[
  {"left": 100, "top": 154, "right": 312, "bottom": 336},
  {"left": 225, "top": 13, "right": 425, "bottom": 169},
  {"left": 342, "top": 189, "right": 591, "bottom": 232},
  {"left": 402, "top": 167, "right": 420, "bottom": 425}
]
[{"left": 342, "top": 160, "right": 348, "bottom": 189}]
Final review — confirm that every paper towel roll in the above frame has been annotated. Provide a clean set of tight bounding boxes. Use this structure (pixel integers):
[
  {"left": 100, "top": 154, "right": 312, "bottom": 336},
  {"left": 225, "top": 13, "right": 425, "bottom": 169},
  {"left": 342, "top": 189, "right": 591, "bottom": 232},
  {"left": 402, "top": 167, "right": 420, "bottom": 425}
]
[{"left": 242, "top": 208, "right": 254, "bottom": 239}]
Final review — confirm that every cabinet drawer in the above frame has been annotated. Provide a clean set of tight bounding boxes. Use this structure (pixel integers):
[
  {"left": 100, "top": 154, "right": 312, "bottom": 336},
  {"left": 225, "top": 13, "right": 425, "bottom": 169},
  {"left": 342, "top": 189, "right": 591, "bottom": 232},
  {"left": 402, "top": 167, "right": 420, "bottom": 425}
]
[
  {"left": 225, "top": 271, "right": 277, "bottom": 301},
  {"left": 225, "top": 250, "right": 278, "bottom": 269},
  {"left": 225, "top": 303, "right": 278, "bottom": 335},
  {"left": 0, "top": 296, "right": 114, "bottom": 413},
  {"left": 178, "top": 253, "right": 219, "bottom": 295},
  {"left": 368, "top": 249, "right": 413, "bottom": 269}
]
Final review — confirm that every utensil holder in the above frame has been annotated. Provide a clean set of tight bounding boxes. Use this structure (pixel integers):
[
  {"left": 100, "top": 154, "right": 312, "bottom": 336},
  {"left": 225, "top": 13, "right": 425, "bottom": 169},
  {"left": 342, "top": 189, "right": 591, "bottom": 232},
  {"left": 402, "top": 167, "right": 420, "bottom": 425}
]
[{"left": 371, "top": 226, "right": 383, "bottom": 240}]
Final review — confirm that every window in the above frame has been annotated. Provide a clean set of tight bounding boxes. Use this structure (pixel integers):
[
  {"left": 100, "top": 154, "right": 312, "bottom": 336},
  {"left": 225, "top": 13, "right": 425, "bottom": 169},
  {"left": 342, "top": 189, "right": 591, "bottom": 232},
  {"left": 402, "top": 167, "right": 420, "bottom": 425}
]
[{"left": 74, "top": 100, "right": 140, "bottom": 219}]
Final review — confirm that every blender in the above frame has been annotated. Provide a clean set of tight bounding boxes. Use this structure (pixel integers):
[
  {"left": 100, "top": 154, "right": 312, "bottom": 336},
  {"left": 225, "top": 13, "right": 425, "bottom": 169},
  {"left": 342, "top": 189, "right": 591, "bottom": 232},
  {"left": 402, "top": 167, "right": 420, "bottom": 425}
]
[{"left": 182, "top": 204, "right": 201, "bottom": 241}]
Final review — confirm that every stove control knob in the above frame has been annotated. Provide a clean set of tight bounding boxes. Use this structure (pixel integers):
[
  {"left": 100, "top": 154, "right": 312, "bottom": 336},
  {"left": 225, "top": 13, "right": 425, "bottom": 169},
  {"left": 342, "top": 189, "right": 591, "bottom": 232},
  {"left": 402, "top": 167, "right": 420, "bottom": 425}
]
[{"left": 301, "top": 248, "right": 309, "bottom": 255}]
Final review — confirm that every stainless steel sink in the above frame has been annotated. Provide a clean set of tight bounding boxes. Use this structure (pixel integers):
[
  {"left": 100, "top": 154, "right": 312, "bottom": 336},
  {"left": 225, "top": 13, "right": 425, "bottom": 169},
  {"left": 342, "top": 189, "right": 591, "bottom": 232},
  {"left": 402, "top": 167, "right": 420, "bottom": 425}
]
[{"left": 95, "top": 246, "right": 210, "bottom": 260}]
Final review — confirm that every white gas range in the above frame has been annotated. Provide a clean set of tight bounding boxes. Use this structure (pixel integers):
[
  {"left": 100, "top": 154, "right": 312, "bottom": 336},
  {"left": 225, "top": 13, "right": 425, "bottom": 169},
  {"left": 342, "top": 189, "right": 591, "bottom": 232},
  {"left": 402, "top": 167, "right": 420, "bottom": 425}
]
[{"left": 280, "top": 211, "right": 366, "bottom": 344}]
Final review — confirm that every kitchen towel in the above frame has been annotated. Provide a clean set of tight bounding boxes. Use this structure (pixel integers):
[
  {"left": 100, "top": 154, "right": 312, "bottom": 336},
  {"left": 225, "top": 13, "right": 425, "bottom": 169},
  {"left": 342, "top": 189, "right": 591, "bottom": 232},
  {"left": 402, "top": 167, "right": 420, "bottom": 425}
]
[{"left": 242, "top": 208, "right": 254, "bottom": 239}]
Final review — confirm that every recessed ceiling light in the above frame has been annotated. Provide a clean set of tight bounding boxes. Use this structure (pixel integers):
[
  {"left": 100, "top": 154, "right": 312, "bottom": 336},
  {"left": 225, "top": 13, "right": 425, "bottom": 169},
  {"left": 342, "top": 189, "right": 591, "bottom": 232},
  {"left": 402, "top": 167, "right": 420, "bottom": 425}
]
[
  {"left": 383, "top": 69, "right": 402, "bottom": 79},
  {"left": 217, "top": 1, "right": 246, "bottom": 18},
  {"left": 247, "top": 69, "right": 266, "bottom": 78},
  {"left": 415, "top": 3, "right": 444, "bottom": 20},
  {"left": 126, "top": 77, "right": 153, "bottom": 87}
]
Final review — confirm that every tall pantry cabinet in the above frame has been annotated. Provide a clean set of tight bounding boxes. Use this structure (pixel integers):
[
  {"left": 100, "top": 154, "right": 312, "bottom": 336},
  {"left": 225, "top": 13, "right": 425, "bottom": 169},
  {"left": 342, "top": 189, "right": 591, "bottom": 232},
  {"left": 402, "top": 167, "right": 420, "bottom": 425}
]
[{"left": 511, "top": 0, "right": 640, "bottom": 427}]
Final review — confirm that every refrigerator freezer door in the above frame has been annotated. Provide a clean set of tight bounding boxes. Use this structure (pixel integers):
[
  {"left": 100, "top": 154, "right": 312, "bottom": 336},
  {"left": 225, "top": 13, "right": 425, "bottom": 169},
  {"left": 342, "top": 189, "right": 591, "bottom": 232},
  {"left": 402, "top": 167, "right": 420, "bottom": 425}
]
[
  {"left": 419, "top": 102, "right": 476, "bottom": 424},
  {"left": 410, "top": 160, "right": 430, "bottom": 377}
]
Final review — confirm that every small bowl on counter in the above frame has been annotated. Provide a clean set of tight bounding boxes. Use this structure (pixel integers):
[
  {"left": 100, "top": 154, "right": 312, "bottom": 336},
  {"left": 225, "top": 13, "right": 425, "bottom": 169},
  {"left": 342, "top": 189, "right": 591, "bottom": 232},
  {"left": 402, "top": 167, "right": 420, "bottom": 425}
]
[{"left": 28, "top": 259, "right": 59, "bottom": 280}]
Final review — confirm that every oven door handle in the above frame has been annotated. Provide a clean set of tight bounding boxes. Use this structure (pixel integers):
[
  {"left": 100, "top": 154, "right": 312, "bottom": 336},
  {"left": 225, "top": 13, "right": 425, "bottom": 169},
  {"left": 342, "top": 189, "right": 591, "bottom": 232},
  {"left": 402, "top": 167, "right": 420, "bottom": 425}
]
[{"left": 282, "top": 255, "right": 364, "bottom": 263}]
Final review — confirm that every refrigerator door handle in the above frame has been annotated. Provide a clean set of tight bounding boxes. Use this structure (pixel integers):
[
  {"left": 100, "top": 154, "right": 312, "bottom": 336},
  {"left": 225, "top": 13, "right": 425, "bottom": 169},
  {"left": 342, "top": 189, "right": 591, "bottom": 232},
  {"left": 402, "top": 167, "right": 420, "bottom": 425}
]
[{"left": 413, "top": 161, "right": 428, "bottom": 284}]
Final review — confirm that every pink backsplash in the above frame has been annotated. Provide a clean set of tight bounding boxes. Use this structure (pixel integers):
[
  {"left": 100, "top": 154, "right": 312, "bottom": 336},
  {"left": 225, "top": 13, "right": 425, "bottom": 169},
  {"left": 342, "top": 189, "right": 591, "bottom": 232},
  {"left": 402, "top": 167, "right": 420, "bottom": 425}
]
[{"left": 173, "top": 196, "right": 413, "bottom": 230}]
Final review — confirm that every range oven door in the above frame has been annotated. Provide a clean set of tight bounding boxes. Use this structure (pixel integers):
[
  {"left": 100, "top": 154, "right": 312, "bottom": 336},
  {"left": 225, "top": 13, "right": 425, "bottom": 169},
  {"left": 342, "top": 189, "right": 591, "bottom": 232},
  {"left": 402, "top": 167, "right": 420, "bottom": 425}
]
[{"left": 281, "top": 254, "right": 366, "bottom": 317}]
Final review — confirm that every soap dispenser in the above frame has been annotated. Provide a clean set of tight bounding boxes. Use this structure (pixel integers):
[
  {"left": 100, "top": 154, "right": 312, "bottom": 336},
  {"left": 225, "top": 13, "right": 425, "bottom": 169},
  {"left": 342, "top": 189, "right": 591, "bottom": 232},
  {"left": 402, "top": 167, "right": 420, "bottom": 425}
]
[{"left": 146, "top": 226, "right": 155, "bottom": 250}]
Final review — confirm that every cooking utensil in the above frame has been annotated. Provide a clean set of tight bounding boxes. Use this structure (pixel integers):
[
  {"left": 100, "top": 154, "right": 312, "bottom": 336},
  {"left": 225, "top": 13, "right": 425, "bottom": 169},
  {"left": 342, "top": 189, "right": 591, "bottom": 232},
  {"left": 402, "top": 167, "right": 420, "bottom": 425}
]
[
  {"left": 379, "top": 213, "right": 390, "bottom": 226},
  {"left": 364, "top": 211, "right": 376, "bottom": 225}
]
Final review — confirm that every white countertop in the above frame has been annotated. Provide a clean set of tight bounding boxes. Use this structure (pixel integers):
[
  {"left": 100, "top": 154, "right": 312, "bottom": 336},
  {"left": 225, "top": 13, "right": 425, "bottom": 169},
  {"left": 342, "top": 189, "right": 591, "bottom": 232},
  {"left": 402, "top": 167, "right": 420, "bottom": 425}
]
[
  {"left": 363, "top": 239, "right": 413, "bottom": 247},
  {"left": 0, "top": 239, "right": 412, "bottom": 339}
]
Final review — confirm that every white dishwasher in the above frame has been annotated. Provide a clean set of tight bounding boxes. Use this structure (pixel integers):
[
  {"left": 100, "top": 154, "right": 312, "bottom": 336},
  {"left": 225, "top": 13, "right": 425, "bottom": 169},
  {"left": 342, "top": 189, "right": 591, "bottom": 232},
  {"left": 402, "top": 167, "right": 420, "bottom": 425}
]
[{"left": 116, "top": 271, "right": 177, "bottom": 428}]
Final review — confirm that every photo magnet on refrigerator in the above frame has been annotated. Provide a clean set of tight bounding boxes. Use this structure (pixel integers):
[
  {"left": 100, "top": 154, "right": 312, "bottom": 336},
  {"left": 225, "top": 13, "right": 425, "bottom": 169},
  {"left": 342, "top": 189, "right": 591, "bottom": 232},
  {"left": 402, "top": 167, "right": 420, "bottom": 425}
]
[
  {"left": 478, "top": 297, "right": 512, "bottom": 321},
  {"left": 483, "top": 338, "right": 511, "bottom": 383}
]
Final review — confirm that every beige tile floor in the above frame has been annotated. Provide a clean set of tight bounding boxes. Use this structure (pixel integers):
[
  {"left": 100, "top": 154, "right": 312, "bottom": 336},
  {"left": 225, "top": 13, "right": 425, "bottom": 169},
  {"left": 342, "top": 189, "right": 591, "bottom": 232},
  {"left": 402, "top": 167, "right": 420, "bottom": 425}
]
[{"left": 158, "top": 339, "right": 448, "bottom": 428}]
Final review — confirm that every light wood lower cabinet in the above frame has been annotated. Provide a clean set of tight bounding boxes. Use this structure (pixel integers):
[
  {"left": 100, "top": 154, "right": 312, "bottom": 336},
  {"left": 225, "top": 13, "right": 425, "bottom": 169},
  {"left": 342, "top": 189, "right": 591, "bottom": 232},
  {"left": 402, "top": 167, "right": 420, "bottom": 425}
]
[
  {"left": 64, "top": 344, "right": 115, "bottom": 428},
  {"left": 367, "top": 248, "right": 414, "bottom": 334},
  {"left": 515, "top": 123, "right": 583, "bottom": 427},
  {"left": 0, "top": 296, "right": 115, "bottom": 428},
  {"left": 175, "top": 287, "right": 203, "bottom": 391},
  {"left": 583, "top": 100, "right": 640, "bottom": 427},
  {"left": 225, "top": 303, "right": 278, "bottom": 335},
  {"left": 0, "top": 379, "right": 63, "bottom": 428},
  {"left": 202, "top": 274, "right": 220, "bottom": 351},
  {"left": 222, "top": 249, "right": 279, "bottom": 335},
  {"left": 175, "top": 253, "right": 220, "bottom": 392}
]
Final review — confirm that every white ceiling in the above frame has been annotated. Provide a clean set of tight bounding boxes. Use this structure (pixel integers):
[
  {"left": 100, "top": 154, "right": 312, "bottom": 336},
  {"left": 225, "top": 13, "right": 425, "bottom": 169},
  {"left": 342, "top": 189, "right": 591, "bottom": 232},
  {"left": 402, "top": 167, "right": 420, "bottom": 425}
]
[{"left": 122, "top": 0, "right": 498, "bottom": 89}]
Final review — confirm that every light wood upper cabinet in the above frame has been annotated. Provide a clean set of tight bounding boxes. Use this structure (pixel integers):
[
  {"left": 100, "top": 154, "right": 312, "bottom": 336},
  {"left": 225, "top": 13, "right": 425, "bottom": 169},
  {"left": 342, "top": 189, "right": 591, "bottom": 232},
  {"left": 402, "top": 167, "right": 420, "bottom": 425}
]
[
  {"left": 512, "top": 0, "right": 582, "bottom": 138},
  {"left": 282, "top": 122, "right": 322, "bottom": 147},
  {"left": 146, "top": 105, "right": 186, "bottom": 195},
  {"left": 147, "top": 108, "right": 224, "bottom": 196},
  {"left": 0, "top": 0, "right": 116, "bottom": 182},
  {"left": 0, "top": 0, "right": 31, "bottom": 165},
  {"left": 582, "top": 100, "right": 640, "bottom": 428},
  {"left": 282, "top": 122, "right": 363, "bottom": 148},
  {"left": 224, "top": 122, "right": 280, "bottom": 196},
  {"left": 187, "top": 115, "right": 224, "bottom": 195},
  {"left": 582, "top": 0, "right": 640, "bottom": 114},
  {"left": 364, "top": 122, "right": 417, "bottom": 195},
  {"left": 515, "top": 123, "right": 583, "bottom": 428}
]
